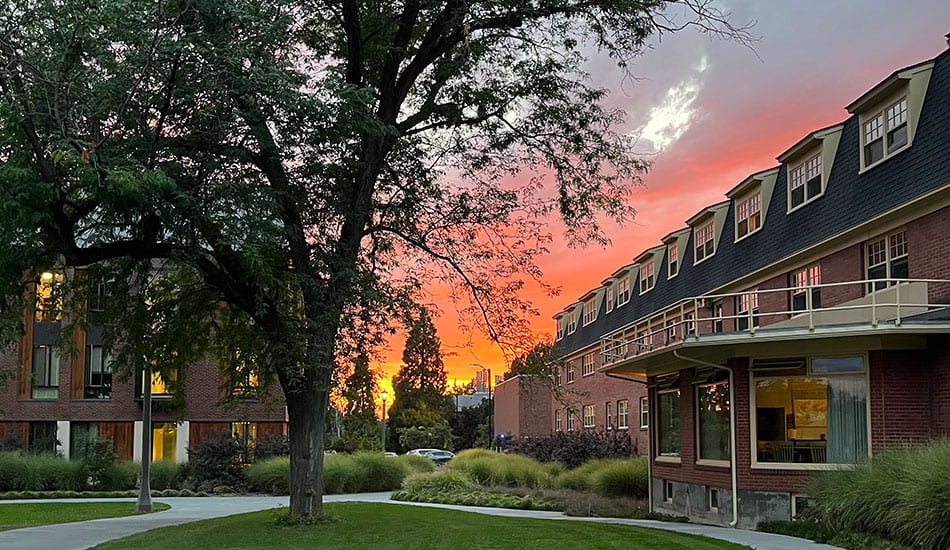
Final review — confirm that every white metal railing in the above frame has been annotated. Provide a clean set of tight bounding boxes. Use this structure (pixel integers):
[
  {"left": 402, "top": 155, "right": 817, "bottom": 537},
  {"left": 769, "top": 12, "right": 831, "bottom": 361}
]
[{"left": 600, "top": 278, "right": 950, "bottom": 366}]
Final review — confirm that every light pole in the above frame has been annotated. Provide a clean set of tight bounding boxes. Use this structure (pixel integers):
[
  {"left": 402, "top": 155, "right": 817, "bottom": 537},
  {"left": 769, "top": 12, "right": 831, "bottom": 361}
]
[
  {"left": 136, "top": 365, "right": 153, "bottom": 512},
  {"left": 380, "top": 390, "right": 389, "bottom": 451}
]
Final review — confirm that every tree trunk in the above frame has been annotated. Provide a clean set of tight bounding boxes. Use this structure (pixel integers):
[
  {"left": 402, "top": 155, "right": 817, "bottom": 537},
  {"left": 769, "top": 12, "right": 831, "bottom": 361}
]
[{"left": 286, "top": 382, "right": 330, "bottom": 520}]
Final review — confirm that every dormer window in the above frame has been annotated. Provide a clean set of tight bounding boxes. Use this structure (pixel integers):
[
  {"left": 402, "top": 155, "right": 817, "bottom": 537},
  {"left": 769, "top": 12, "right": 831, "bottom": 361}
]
[
  {"left": 863, "top": 97, "right": 906, "bottom": 166},
  {"left": 789, "top": 153, "right": 822, "bottom": 210},
  {"left": 616, "top": 276, "right": 631, "bottom": 306},
  {"left": 582, "top": 298, "right": 597, "bottom": 326},
  {"left": 567, "top": 312, "right": 577, "bottom": 334},
  {"left": 639, "top": 261, "right": 655, "bottom": 294},
  {"left": 606, "top": 286, "right": 614, "bottom": 313},
  {"left": 694, "top": 222, "right": 715, "bottom": 264},
  {"left": 735, "top": 193, "right": 762, "bottom": 240},
  {"left": 668, "top": 245, "right": 679, "bottom": 278},
  {"left": 556, "top": 317, "right": 565, "bottom": 340},
  {"left": 848, "top": 60, "right": 932, "bottom": 172}
]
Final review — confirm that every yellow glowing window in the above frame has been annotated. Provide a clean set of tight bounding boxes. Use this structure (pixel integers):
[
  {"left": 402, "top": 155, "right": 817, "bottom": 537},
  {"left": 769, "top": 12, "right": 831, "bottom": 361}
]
[
  {"left": 152, "top": 423, "right": 177, "bottom": 462},
  {"left": 35, "top": 272, "right": 63, "bottom": 322}
]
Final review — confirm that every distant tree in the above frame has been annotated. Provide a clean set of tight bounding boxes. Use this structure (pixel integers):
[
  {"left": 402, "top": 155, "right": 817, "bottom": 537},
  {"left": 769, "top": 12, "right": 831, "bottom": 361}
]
[
  {"left": 450, "top": 398, "right": 491, "bottom": 450},
  {"left": 389, "top": 310, "right": 448, "bottom": 425},
  {"left": 503, "top": 342, "right": 561, "bottom": 380},
  {"left": 336, "top": 353, "right": 382, "bottom": 452}
]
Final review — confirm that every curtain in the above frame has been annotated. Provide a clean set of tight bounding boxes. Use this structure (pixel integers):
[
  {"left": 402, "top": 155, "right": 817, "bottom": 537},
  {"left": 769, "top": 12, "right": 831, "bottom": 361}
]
[{"left": 826, "top": 374, "right": 868, "bottom": 463}]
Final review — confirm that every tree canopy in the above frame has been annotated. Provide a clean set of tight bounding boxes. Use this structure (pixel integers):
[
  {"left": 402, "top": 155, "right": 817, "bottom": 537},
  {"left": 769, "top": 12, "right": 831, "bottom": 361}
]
[{"left": 0, "top": 0, "right": 749, "bottom": 519}]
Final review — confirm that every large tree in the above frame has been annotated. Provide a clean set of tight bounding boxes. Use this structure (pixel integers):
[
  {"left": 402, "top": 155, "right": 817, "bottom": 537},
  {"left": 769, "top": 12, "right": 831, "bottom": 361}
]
[{"left": 0, "top": 0, "right": 749, "bottom": 519}]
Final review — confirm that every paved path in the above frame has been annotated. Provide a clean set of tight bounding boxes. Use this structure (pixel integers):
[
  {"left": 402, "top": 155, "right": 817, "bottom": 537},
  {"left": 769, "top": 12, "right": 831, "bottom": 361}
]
[{"left": 0, "top": 493, "right": 841, "bottom": 550}]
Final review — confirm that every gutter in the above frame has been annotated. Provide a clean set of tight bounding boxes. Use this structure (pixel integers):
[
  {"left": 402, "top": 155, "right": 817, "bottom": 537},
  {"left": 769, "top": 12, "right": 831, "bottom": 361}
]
[
  {"left": 673, "top": 351, "right": 739, "bottom": 528},
  {"left": 603, "top": 371, "right": 652, "bottom": 515}
]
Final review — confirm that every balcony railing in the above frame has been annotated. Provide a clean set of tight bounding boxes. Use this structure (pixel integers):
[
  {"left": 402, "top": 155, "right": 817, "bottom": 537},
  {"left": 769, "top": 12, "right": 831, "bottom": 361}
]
[{"left": 600, "top": 278, "right": 950, "bottom": 367}]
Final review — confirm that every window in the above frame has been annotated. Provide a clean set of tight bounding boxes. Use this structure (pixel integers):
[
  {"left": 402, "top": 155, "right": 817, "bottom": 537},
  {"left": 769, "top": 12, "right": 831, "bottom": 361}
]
[
  {"left": 711, "top": 300, "right": 724, "bottom": 333},
  {"left": 555, "top": 409, "right": 562, "bottom": 431},
  {"left": 31, "top": 345, "right": 59, "bottom": 399},
  {"left": 567, "top": 412, "right": 575, "bottom": 432},
  {"left": 34, "top": 272, "right": 62, "bottom": 322},
  {"left": 567, "top": 313, "right": 577, "bottom": 334},
  {"left": 139, "top": 369, "right": 175, "bottom": 399},
  {"left": 694, "top": 222, "right": 715, "bottom": 264},
  {"left": 792, "top": 265, "right": 822, "bottom": 312},
  {"left": 863, "top": 97, "right": 907, "bottom": 167},
  {"left": 88, "top": 279, "right": 112, "bottom": 312},
  {"left": 556, "top": 318, "right": 565, "bottom": 340},
  {"left": 684, "top": 312, "right": 695, "bottom": 337},
  {"left": 70, "top": 422, "right": 98, "bottom": 460},
  {"left": 735, "top": 193, "right": 761, "bottom": 239},
  {"left": 789, "top": 153, "right": 822, "bottom": 210},
  {"left": 657, "top": 390, "right": 681, "bottom": 457},
  {"left": 666, "top": 319, "right": 677, "bottom": 344},
  {"left": 640, "top": 397, "right": 649, "bottom": 429},
  {"left": 606, "top": 286, "right": 614, "bottom": 313},
  {"left": 552, "top": 367, "right": 561, "bottom": 388},
  {"left": 28, "top": 422, "right": 57, "bottom": 454},
  {"left": 753, "top": 356, "right": 867, "bottom": 465},
  {"left": 639, "top": 261, "right": 655, "bottom": 293},
  {"left": 664, "top": 480, "right": 674, "bottom": 502},
  {"left": 617, "top": 399, "right": 629, "bottom": 429},
  {"left": 736, "top": 291, "right": 759, "bottom": 331},
  {"left": 232, "top": 422, "right": 257, "bottom": 463},
  {"left": 582, "top": 404, "right": 595, "bottom": 428},
  {"left": 582, "top": 353, "right": 595, "bottom": 376},
  {"left": 616, "top": 276, "right": 631, "bottom": 306},
  {"left": 696, "top": 376, "right": 730, "bottom": 462},
  {"left": 566, "top": 364, "right": 575, "bottom": 384},
  {"left": 152, "top": 422, "right": 178, "bottom": 462},
  {"left": 582, "top": 298, "right": 597, "bottom": 326},
  {"left": 232, "top": 369, "right": 260, "bottom": 398},
  {"left": 792, "top": 496, "right": 811, "bottom": 519},
  {"left": 606, "top": 401, "right": 613, "bottom": 429},
  {"left": 668, "top": 245, "right": 679, "bottom": 278},
  {"left": 708, "top": 488, "right": 720, "bottom": 512},
  {"left": 85, "top": 345, "right": 113, "bottom": 399},
  {"left": 866, "top": 230, "right": 908, "bottom": 291}
]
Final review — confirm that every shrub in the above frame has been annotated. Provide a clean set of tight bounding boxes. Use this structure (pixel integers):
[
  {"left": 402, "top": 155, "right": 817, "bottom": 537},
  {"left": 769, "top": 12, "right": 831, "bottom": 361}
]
[
  {"left": 401, "top": 470, "right": 478, "bottom": 494},
  {"left": 394, "top": 470, "right": 558, "bottom": 510},
  {"left": 0, "top": 452, "right": 86, "bottom": 491},
  {"left": 254, "top": 434, "right": 289, "bottom": 461},
  {"left": 78, "top": 438, "right": 118, "bottom": 490},
  {"left": 395, "top": 454, "right": 436, "bottom": 475},
  {"left": 509, "top": 431, "right": 633, "bottom": 468},
  {"left": 447, "top": 449, "right": 552, "bottom": 489},
  {"left": 100, "top": 461, "right": 138, "bottom": 491},
  {"left": 589, "top": 458, "right": 648, "bottom": 498},
  {"left": 348, "top": 452, "right": 409, "bottom": 492},
  {"left": 805, "top": 439, "right": 950, "bottom": 549},
  {"left": 150, "top": 460, "right": 183, "bottom": 490},
  {"left": 247, "top": 456, "right": 290, "bottom": 494},
  {"left": 184, "top": 435, "right": 248, "bottom": 493}
]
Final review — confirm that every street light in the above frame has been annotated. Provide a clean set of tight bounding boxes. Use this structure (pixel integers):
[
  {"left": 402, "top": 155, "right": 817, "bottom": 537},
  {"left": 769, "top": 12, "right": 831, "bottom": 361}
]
[{"left": 380, "top": 390, "right": 389, "bottom": 451}]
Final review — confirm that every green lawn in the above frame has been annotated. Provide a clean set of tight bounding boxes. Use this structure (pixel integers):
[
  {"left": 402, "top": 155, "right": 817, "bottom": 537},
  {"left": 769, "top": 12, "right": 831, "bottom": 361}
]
[
  {"left": 95, "top": 502, "right": 748, "bottom": 549},
  {"left": 0, "top": 502, "right": 170, "bottom": 531}
]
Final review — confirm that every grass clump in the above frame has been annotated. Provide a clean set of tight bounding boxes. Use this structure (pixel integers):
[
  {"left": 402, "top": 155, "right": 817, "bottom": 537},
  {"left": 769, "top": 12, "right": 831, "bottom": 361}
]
[
  {"left": 247, "top": 456, "right": 290, "bottom": 494},
  {"left": 248, "top": 453, "right": 417, "bottom": 495},
  {"left": 150, "top": 460, "right": 183, "bottom": 490},
  {"left": 447, "top": 449, "right": 552, "bottom": 489}
]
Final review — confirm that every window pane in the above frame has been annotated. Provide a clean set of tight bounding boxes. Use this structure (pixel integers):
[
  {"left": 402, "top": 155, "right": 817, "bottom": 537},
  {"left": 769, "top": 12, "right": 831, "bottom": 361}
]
[
  {"left": 697, "top": 382, "right": 730, "bottom": 461},
  {"left": 826, "top": 375, "right": 868, "bottom": 464},
  {"left": 812, "top": 356, "right": 864, "bottom": 374},
  {"left": 657, "top": 391, "right": 681, "bottom": 456},
  {"left": 756, "top": 378, "right": 828, "bottom": 463}
]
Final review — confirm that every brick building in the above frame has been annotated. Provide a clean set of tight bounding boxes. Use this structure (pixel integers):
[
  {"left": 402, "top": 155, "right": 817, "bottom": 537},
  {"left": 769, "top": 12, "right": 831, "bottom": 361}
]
[
  {"left": 0, "top": 279, "right": 287, "bottom": 462},
  {"left": 552, "top": 46, "right": 950, "bottom": 528}
]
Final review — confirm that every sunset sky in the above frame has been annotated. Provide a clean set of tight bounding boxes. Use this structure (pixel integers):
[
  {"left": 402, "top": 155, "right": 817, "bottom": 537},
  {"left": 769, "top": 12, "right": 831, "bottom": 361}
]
[{"left": 377, "top": 1, "right": 950, "bottom": 390}]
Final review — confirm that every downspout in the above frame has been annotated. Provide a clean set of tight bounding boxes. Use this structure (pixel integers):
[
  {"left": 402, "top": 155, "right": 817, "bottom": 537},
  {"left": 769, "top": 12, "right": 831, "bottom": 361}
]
[
  {"left": 603, "top": 371, "right": 651, "bottom": 515},
  {"left": 673, "top": 351, "right": 739, "bottom": 528}
]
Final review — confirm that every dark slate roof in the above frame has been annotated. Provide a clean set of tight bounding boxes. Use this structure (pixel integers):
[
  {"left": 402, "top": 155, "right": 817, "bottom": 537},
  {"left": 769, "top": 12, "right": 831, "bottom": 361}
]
[{"left": 558, "top": 48, "right": 950, "bottom": 355}]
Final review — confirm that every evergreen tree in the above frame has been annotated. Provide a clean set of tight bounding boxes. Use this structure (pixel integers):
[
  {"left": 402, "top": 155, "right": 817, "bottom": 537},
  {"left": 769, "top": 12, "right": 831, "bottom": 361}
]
[
  {"left": 389, "top": 310, "right": 449, "bottom": 447},
  {"left": 336, "top": 354, "right": 381, "bottom": 452}
]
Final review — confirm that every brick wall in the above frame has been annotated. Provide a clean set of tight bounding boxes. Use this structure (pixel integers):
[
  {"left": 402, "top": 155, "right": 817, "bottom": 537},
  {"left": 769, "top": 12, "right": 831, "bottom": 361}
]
[
  {"left": 908, "top": 205, "right": 950, "bottom": 303},
  {"left": 868, "top": 350, "right": 933, "bottom": 449},
  {"left": 929, "top": 342, "right": 950, "bottom": 438}
]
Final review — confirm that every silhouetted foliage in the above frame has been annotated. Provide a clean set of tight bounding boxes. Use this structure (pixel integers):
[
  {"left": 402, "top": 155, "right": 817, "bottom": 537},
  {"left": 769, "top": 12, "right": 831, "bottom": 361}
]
[{"left": 510, "top": 431, "right": 633, "bottom": 468}]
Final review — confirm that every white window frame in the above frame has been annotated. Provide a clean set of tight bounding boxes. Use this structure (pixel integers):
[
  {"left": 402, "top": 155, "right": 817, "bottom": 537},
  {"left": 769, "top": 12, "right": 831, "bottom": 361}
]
[
  {"left": 861, "top": 96, "right": 908, "bottom": 170},
  {"left": 556, "top": 317, "right": 565, "bottom": 340},
  {"left": 567, "top": 412, "right": 575, "bottom": 432},
  {"left": 31, "top": 345, "right": 60, "bottom": 399},
  {"left": 866, "top": 229, "right": 908, "bottom": 292},
  {"left": 750, "top": 355, "right": 870, "bottom": 471},
  {"left": 639, "top": 396, "right": 649, "bottom": 429},
  {"left": 605, "top": 286, "right": 614, "bottom": 313},
  {"left": 792, "top": 265, "right": 821, "bottom": 312},
  {"left": 582, "top": 352, "right": 595, "bottom": 376},
  {"left": 606, "top": 401, "right": 613, "bottom": 430},
  {"left": 788, "top": 152, "right": 823, "bottom": 212},
  {"left": 668, "top": 244, "right": 679, "bottom": 279},
  {"left": 582, "top": 404, "right": 595, "bottom": 428},
  {"left": 567, "top": 313, "right": 577, "bottom": 334},
  {"left": 616, "top": 276, "right": 631, "bottom": 306},
  {"left": 617, "top": 399, "right": 629, "bottom": 429},
  {"left": 736, "top": 290, "right": 759, "bottom": 331},
  {"left": 582, "top": 298, "right": 597, "bottom": 326},
  {"left": 694, "top": 221, "right": 715, "bottom": 264},
  {"left": 708, "top": 488, "right": 720, "bottom": 512},
  {"left": 695, "top": 378, "right": 731, "bottom": 465},
  {"left": 555, "top": 409, "right": 562, "bottom": 431},
  {"left": 735, "top": 192, "right": 762, "bottom": 241},
  {"left": 639, "top": 261, "right": 655, "bottom": 294},
  {"left": 566, "top": 364, "right": 575, "bottom": 384}
]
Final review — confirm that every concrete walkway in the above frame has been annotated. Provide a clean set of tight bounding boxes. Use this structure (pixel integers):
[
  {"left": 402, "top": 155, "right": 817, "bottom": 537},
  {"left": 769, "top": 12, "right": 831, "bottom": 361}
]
[{"left": 0, "top": 493, "right": 841, "bottom": 550}]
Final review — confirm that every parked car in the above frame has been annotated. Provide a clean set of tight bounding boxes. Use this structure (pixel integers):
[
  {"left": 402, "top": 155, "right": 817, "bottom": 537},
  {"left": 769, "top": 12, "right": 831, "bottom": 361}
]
[
  {"left": 422, "top": 450, "right": 455, "bottom": 465},
  {"left": 405, "top": 448, "right": 441, "bottom": 457},
  {"left": 383, "top": 452, "right": 398, "bottom": 458}
]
